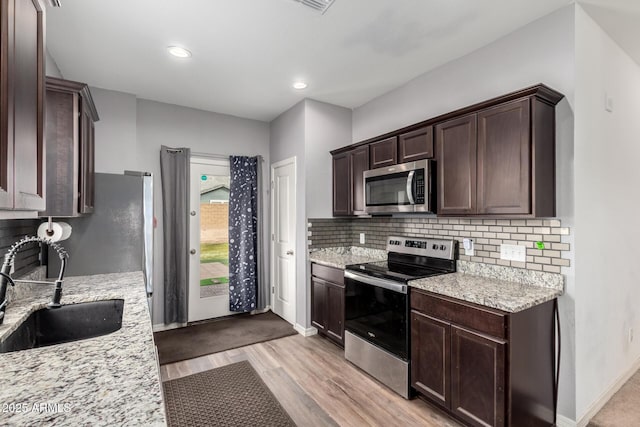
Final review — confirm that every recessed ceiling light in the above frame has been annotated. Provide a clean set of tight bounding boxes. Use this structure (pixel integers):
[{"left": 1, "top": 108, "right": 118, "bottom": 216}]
[
  {"left": 167, "top": 46, "right": 192, "bottom": 58},
  {"left": 293, "top": 81, "right": 308, "bottom": 90}
]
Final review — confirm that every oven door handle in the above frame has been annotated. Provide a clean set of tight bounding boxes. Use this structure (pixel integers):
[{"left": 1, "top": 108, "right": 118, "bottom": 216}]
[{"left": 344, "top": 270, "right": 408, "bottom": 294}]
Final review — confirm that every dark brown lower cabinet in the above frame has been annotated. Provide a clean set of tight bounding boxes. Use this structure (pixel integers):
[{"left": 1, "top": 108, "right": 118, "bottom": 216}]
[
  {"left": 411, "top": 289, "right": 556, "bottom": 427},
  {"left": 450, "top": 325, "right": 506, "bottom": 427},
  {"left": 310, "top": 263, "right": 345, "bottom": 347}
]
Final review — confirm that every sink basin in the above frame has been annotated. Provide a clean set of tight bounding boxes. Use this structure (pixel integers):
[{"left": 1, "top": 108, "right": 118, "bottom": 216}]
[{"left": 0, "top": 299, "right": 124, "bottom": 353}]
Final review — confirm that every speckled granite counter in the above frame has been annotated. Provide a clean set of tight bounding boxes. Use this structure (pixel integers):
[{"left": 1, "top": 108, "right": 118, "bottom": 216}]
[
  {"left": 410, "top": 261, "right": 564, "bottom": 313},
  {"left": 308, "top": 247, "right": 386, "bottom": 269},
  {"left": 0, "top": 271, "right": 165, "bottom": 426}
]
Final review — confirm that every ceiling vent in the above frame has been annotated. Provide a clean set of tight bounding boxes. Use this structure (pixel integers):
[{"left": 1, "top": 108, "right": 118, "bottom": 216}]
[{"left": 293, "top": 0, "right": 336, "bottom": 14}]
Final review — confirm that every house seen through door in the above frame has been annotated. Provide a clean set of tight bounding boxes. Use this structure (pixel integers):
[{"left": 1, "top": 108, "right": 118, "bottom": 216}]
[{"left": 188, "top": 158, "right": 234, "bottom": 322}]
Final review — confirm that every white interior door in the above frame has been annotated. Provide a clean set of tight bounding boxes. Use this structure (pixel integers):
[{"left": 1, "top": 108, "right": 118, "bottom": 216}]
[
  {"left": 188, "top": 158, "right": 234, "bottom": 322},
  {"left": 271, "top": 158, "right": 296, "bottom": 324}
]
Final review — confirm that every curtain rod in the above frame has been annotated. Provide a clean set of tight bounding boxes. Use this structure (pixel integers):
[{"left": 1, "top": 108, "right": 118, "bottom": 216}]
[{"left": 191, "top": 152, "right": 264, "bottom": 162}]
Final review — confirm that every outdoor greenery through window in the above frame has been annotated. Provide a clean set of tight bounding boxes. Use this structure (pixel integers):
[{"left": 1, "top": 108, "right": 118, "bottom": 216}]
[{"left": 199, "top": 174, "right": 230, "bottom": 298}]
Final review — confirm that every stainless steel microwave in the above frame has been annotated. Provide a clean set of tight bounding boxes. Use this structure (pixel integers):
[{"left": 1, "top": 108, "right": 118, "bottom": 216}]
[{"left": 363, "top": 159, "right": 434, "bottom": 214}]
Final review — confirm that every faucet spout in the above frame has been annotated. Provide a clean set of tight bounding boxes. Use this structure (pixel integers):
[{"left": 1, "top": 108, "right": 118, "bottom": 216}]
[{"left": 0, "top": 236, "right": 68, "bottom": 324}]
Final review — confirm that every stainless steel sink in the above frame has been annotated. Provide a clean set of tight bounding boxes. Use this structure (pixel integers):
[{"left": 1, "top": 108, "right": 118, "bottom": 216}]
[{"left": 0, "top": 299, "right": 124, "bottom": 353}]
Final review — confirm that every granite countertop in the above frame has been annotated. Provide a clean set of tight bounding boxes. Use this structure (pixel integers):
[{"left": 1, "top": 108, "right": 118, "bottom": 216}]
[
  {"left": 410, "top": 261, "right": 564, "bottom": 313},
  {"left": 308, "top": 246, "right": 387, "bottom": 269},
  {"left": 0, "top": 271, "right": 165, "bottom": 426}
]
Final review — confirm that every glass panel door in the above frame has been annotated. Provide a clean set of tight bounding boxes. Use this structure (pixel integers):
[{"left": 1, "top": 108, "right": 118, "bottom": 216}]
[{"left": 188, "top": 158, "right": 234, "bottom": 322}]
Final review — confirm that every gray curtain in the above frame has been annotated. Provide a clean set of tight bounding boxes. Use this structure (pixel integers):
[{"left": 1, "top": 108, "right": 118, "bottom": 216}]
[
  {"left": 228, "top": 156, "right": 264, "bottom": 312},
  {"left": 160, "top": 145, "right": 190, "bottom": 324}
]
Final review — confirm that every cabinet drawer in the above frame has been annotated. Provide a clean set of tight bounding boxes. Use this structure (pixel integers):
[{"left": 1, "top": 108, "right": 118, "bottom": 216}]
[
  {"left": 311, "top": 263, "right": 344, "bottom": 286},
  {"left": 410, "top": 289, "right": 507, "bottom": 339}
]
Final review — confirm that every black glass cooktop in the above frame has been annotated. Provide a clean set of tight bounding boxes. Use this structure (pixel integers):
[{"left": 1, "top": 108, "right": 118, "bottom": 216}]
[{"left": 345, "top": 260, "right": 448, "bottom": 283}]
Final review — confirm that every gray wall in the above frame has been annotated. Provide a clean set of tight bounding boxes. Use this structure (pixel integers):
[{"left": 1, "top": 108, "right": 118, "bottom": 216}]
[
  {"left": 351, "top": 5, "right": 576, "bottom": 420},
  {"left": 573, "top": 5, "right": 640, "bottom": 421},
  {"left": 45, "top": 49, "right": 63, "bottom": 78},
  {"left": 270, "top": 99, "right": 352, "bottom": 328},
  {"left": 91, "top": 87, "right": 138, "bottom": 174},
  {"left": 269, "top": 101, "right": 307, "bottom": 328},
  {"left": 304, "top": 99, "right": 352, "bottom": 218},
  {"left": 90, "top": 89, "right": 270, "bottom": 326}
]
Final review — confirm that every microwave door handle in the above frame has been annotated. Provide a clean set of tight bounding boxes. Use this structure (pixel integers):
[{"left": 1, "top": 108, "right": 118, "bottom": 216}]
[{"left": 406, "top": 170, "right": 415, "bottom": 204}]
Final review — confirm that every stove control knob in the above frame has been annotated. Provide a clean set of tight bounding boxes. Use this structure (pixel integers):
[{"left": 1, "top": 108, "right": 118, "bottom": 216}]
[
  {"left": 439, "top": 245, "right": 447, "bottom": 251},
  {"left": 432, "top": 244, "right": 438, "bottom": 250}
]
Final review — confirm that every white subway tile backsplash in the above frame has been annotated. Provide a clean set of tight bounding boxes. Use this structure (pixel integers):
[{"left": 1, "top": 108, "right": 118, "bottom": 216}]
[{"left": 308, "top": 217, "right": 571, "bottom": 274}]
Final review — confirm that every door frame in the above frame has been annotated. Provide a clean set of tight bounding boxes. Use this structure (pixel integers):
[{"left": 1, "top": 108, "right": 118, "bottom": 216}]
[
  {"left": 270, "top": 156, "right": 297, "bottom": 323},
  {"left": 188, "top": 156, "right": 233, "bottom": 322}
]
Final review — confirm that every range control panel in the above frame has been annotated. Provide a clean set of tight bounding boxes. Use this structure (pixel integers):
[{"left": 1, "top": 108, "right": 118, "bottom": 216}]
[{"left": 387, "top": 236, "right": 456, "bottom": 260}]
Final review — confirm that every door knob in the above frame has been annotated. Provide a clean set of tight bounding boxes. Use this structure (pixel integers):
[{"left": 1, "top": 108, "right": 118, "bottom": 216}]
[
  {"left": 286, "top": 250, "right": 294, "bottom": 255},
  {"left": 190, "top": 211, "right": 196, "bottom": 216},
  {"left": 190, "top": 249, "right": 196, "bottom": 255}
]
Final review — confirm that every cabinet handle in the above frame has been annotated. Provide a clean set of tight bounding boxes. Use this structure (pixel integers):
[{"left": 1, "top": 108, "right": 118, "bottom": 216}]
[{"left": 286, "top": 250, "right": 294, "bottom": 255}]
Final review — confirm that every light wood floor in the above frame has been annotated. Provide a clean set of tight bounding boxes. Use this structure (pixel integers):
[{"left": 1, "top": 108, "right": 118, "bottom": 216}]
[{"left": 160, "top": 334, "right": 461, "bottom": 427}]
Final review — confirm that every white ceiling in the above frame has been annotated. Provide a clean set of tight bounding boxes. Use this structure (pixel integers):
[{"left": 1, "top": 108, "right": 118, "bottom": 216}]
[{"left": 47, "top": 0, "right": 631, "bottom": 123}]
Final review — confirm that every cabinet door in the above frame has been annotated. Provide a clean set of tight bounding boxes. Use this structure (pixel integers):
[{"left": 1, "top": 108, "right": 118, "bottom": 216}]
[
  {"left": 399, "top": 126, "right": 433, "bottom": 163},
  {"left": 12, "top": 0, "right": 45, "bottom": 211},
  {"left": 350, "top": 145, "right": 369, "bottom": 215},
  {"left": 477, "top": 99, "right": 530, "bottom": 215},
  {"left": 436, "top": 114, "right": 477, "bottom": 215},
  {"left": 451, "top": 325, "right": 506, "bottom": 427},
  {"left": 43, "top": 89, "right": 77, "bottom": 216},
  {"left": 311, "top": 277, "right": 327, "bottom": 333},
  {"left": 411, "top": 310, "right": 450, "bottom": 408},
  {"left": 332, "top": 152, "right": 350, "bottom": 216},
  {"left": 370, "top": 136, "right": 397, "bottom": 169},
  {"left": 325, "top": 281, "right": 345, "bottom": 346},
  {"left": 79, "top": 106, "right": 95, "bottom": 214},
  {"left": 0, "top": 0, "right": 15, "bottom": 208}
]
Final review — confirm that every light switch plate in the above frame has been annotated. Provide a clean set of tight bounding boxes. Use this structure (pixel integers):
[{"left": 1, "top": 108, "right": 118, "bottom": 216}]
[
  {"left": 359, "top": 233, "right": 365, "bottom": 244},
  {"left": 500, "top": 244, "right": 526, "bottom": 262}
]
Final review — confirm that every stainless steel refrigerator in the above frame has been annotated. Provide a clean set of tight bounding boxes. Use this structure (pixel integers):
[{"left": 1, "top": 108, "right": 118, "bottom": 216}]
[{"left": 47, "top": 172, "right": 154, "bottom": 306}]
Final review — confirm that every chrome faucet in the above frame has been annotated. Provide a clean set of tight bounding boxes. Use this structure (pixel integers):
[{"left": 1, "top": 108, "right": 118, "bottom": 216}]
[{"left": 0, "top": 236, "right": 69, "bottom": 325}]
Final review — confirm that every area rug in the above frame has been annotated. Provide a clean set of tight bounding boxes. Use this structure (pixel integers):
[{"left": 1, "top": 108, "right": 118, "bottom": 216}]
[
  {"left": 163, "top": 361, "right": 296, "bottom": 427},
  {"left": 154, "top": 311, "right": 297, "bottom": 365}
]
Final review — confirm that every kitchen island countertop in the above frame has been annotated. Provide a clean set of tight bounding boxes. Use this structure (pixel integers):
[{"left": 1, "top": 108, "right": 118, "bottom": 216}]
[{"left": 0, "top": 271, "right": 165, "bottom": 426}]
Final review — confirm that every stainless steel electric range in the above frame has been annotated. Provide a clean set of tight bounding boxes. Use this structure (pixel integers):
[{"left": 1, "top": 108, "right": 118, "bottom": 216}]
[{"left": 344, "top": 236, "right": 457, "bottom": 398}]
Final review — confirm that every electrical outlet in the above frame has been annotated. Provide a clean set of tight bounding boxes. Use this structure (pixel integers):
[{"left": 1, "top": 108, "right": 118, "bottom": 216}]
[
  {"left": 629, "top": 328, "right": 634, "bottom": 343},
  {"left": 500, "top": 244, "right": 526, "bottom": 262},
  {"left": 359, "top": 233, "right": 365, "bottom": 244},
  {"left": 463, "top": 238, "right": 474, "bottom": 256}
]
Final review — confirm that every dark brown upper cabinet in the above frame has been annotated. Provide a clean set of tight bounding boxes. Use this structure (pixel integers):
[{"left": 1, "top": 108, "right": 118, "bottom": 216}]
[
  {"left": 42, "top": 77, "right": 99, "bottom": 217},
  {"left": 370, "top": 136, "right": 397, "bottom": 169},
  {"left": 331, "top": 84, "right": 563, "bottom": 218},
  {"left": 436, "top": 91, "right": 561, "bottom": 217},
  {"left": 436, "top": 114, "right": 477, "bottom": 216},
  {"left": 370, "top": 127, "right": 433, "bottom": 169},
  {"left": 0, "top": 0, "right": 46, "bottom": 212},
  {"left": 332, "top": 145, "right": 369, "bottom": 216},
  {"left": 398, "top": 126, "right": 434, "bottom": 163}
]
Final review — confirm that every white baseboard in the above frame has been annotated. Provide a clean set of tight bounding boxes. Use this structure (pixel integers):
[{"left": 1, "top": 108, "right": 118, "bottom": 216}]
[
  {"left": 294, "top": 324, "right": 318, "bottom": 337},
  {"left": 556, "top": 414, "right": 577, "bottom": 427},
  {"left": 152, "top": 322, "right": 186, "bottom": 332},
  {"left": 575, "top": 353, "right": 640, "bottom": 426}
]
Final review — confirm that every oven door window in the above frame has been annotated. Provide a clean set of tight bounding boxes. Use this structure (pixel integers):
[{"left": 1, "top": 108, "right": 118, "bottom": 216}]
[
  {"left": 345, "top": 277, "right": 409, "bottom": 360},
  {"left": 365, "top": 172, "right": 411, "bottom": 206}
]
